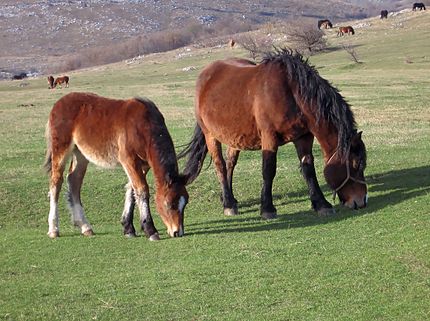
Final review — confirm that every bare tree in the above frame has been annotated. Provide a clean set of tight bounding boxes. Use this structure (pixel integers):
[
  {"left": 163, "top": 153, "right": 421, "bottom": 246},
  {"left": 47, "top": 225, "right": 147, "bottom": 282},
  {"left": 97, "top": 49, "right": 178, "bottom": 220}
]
[
  {"left": 342, "top": 43, "right": 361, "bottom": 63},
  {"left": 283, "top": 22, "right": 327, "bottom": 55},
  {"left": 236, "top": 34, "right": 273, "bottom": 61}
]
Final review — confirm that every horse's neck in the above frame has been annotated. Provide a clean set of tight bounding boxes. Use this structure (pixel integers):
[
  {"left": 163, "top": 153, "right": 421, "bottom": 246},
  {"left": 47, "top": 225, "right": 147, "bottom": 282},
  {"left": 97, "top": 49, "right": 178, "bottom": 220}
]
[
  {"left": 313, "top": 126, "right": 339, "bottom": 164},
  {"left": 148, "top": 146, "right": 178, "bottom": 188}
]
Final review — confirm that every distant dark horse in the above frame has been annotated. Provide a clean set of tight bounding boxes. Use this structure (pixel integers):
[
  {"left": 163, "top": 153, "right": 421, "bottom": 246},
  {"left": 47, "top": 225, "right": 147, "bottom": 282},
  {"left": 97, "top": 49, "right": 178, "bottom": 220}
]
[
  {"left": 380, "top": 10, "right": 388, "bottom": 19},
  {"left": 413, "top": 3, "right": 426, "bottom": 10},
  {"left": 337, "top": 26, "right": 355, "bottom": 36},
  {"left": 47, "top": 76, "right": 55, "bottom": 89},
  {"left": 53, "top": 76, "right": 69, "bottom": 88},
  {"left": 179, "top": 49, "right": 368, "bottom": 219},
  {"left": 318, "top": 19, "right": 333, "bottom": 29}
]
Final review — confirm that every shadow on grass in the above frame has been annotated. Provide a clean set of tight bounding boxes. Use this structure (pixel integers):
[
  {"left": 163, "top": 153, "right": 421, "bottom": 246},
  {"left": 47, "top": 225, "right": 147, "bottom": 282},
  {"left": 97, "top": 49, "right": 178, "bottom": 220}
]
[{"left": 186, "top": 165, "right": 430, "bottom": 236}]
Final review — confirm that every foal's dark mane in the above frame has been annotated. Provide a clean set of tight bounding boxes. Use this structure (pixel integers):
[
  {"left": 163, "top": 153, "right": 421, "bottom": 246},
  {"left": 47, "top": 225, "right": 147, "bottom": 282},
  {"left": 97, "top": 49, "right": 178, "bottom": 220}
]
[
  {"left": 262, "top": 48, "right": 357, "bottom": 160},
  {"left": 135, "top": 97, "right": 180, "bottom": 182}
]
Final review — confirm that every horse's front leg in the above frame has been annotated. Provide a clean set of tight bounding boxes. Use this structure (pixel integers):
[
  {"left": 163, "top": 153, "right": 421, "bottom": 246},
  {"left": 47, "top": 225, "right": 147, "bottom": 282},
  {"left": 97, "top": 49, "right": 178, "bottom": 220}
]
[
  {"left": 121, "top": 182, "right": 136, "bottom": 237},
  {"left": 294, "top": 133, "right": 334, "bottom": 216},
  {"left": 206, "top": 136, "right": 238, "bottom": 216},
  {"left": 261, "top": 149, "right": 278, "bottom": 219},
  {"left": 122, "top": 161, "right": 160, "bottom": 241}
]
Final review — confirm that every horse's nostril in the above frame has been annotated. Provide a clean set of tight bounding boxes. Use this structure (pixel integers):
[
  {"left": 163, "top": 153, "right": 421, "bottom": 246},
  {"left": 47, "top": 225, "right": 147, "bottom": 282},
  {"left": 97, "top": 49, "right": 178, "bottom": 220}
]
[
  {"left": 353, "top": 201, "right": 358, "bottom": 210},
  {"left": 173, "top": 231, "right": 179, "bottom": 237}
]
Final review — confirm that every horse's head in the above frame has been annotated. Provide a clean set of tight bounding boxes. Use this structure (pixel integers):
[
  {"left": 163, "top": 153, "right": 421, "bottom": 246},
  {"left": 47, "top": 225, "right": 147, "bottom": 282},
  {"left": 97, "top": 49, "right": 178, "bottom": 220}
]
[
  {"left": 155, "top": 173, "right": 189, "bottom": 237},
  {"left": 324, "top": 131, "right": 367, "bottom": 209}
]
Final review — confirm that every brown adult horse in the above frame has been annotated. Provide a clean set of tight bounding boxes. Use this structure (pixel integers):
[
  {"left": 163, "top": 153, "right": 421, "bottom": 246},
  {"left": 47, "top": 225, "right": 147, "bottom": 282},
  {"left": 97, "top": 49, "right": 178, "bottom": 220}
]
[
  {"left": 53, "top": 75, "right": 69, "bottom": 88},
  {"left": 179, "top": 49, "right": 367, "bottom": 219},
  {"left": 47, "top": 75, "right": 55, "bottom": 89},
  {"left": 337, "top": 26, "right": 355, "bottom": 36},
  {"left": 44, "top": 92, "right": 189, "bottom": 240}
]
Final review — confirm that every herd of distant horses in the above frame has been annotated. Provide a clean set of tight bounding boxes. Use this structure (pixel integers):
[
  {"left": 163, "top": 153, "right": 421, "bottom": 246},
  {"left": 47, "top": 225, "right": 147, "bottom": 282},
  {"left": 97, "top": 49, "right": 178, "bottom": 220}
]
[
  {"left": 319, "top": 3, "right": 426, "bottom": 36},
  {"left": 44, "top": 3, "right": 426, "bottom": 240}
]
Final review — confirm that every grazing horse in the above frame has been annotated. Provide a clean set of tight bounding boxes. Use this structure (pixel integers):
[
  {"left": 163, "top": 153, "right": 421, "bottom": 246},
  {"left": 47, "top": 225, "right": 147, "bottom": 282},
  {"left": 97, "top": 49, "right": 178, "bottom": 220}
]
[
  {"left": 44, "top": 92, "right": 189, "bottom": 240},
  {"left": 47, "top": 75, "right": 55, "bottom": 89},
  {"left": 413, "top": 3, "right": 426, "bottom": 10},
  {"left": 337, "top": 26, "right": 355, "bottom": 36},
  {"left": 380, "top": 10, "right": 388, "bottom": 19},
  {"left": 53, "top": 75, "right": 69, "bottom": 88},
  {"left": 179, "top": 49, "right": 367, "bottom": 219},
  {"left": 229, "top": 39, "right": 236, "bottom": 48},
  {"left": 318, "top": 19, "right": 333, "bottom": 29}
]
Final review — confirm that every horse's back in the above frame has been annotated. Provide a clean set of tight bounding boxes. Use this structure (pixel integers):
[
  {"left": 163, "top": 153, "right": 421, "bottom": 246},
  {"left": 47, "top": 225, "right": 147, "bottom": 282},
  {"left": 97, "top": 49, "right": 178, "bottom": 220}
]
[
  {"left": 196, "top": 59, "right": 304, "bottom": 149},
  {"left": 49, "top": 92, "right": 156, "bottom": 167}
]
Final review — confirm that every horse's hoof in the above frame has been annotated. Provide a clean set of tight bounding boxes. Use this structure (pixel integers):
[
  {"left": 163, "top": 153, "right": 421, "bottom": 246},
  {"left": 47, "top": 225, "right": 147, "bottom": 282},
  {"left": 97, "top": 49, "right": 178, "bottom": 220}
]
[
  {"left": 149, "top": 233, "right": 160, "bottom": 241},
  {"left": 124, "top": 232, "right": 137, "bottom": 238},
  {"left": 47, "top": 231, "right": 59, "bottom": 239},
  {"left": 82, "top": 229, "right": 95, "bottom": 237},
  {"left": 261, "top": 211, "right": 277, "bottom": 220},
  {"left": 317, "top": 207, "right": 336, "bottom": 217},
  {"left": 224, "top": 207, "right": 238, "bottom": 216}
]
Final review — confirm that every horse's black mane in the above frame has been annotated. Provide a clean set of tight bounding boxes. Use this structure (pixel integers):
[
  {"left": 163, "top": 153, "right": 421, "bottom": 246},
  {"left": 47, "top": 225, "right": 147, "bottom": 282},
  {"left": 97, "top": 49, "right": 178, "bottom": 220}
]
[
  {"left": 135, "top": 97, "right": 180, "bottom": 182},
  {"left": 261, "top": 48, "right": 357, "bottom": 160}
]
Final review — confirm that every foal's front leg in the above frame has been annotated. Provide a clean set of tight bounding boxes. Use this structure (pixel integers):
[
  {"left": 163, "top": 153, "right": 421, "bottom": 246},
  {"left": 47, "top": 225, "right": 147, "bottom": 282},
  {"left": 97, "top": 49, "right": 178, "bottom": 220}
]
[
  {"left": 121, "top": 183, "right": 137, "bottom": 237},
  {"left": 294, "top": 133, "right": 334, "bottom": 216}
]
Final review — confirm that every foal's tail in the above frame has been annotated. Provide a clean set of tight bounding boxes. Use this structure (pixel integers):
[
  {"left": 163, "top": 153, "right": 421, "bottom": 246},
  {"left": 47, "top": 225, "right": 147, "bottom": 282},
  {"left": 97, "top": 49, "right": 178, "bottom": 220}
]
[
  {"left": 177, "top": 124, "right": 208, "bottom": 185},
  {"left": 44, "top": 121, "right": 52, "bottom": 174}
]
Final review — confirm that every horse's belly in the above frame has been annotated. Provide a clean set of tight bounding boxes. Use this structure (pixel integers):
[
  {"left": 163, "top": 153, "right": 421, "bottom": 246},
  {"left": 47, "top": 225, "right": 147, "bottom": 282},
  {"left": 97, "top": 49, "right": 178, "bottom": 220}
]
[
  {"left": 74, "top": 139, "right": 119, "bottom": 168},
  {"left": 209, "top": 125, "right": 261, "bottom": 150}
]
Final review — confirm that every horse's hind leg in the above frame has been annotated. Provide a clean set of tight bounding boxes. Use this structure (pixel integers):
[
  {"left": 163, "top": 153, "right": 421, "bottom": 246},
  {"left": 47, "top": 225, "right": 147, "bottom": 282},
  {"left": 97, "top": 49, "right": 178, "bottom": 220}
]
[
  {"left": 67, "top": 148, "right": 94, "bottom": 236},
  {"left": 226, "top": 147, "right": 240, "bottom": 205},
  {"left": 47, "top": 156, "right": 66, "bottom": 238},
  {"left": 206, "top": 136, "right": 238, "bottom": 216},
  {"left": 120, "top": 182, "right": 137, "bottom": 237},
  {"left": 294, "top": 133, "right": 334, "bottom": 216}
]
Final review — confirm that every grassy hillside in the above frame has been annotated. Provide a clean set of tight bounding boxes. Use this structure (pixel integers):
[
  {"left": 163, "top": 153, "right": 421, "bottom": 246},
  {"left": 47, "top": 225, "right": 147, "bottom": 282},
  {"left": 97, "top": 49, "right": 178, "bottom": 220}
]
[{"left": 0, "top": 10, "right": 429, "bottom": 321}]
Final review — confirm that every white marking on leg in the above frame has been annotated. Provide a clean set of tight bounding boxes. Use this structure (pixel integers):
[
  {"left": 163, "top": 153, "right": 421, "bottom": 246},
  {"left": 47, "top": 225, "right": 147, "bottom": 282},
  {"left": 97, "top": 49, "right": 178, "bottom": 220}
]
[
  {"left": 121, "top": 185, "right": 134, "bottom": 222},
  {"left": 47, "top": 190, "right": 59, "bottom": 236},
  {"left": 70, "top": 203, "right": 92, "bottom": 234}
]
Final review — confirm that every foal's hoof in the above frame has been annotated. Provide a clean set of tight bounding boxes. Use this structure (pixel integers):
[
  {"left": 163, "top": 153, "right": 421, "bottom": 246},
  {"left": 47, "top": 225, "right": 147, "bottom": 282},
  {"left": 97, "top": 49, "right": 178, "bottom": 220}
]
[
  {"left": 261, "top": 211, "right": 277, "bottom": 220},
  {"left": 317, "top": 207, "right": 336, "bottom": 217},
  {"left": 47, "top": 231, "right": 59, "bottom": 239},
  {"left": 82, "top": 229, "right": 95, "bottom": 237},
  {"left": 149, "top": 233, "right": 160, "bottom": 241},
  {"left": 224, "top": 207, "right": 239, "bottom": 216}
]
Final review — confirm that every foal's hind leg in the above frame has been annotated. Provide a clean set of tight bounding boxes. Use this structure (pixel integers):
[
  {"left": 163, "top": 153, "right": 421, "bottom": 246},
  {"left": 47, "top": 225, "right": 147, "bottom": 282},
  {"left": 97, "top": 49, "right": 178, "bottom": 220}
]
[
  {"left": 226, "top": 147, "right": 240, "bottom": 205},
  {"left": 294, "top": 133, "right": 334, "bottom": 216},
  {"left": 67, "top": 149, "right": 94, "bottom": 236},
  {"left": 47, "top": 156, "right": 67, "bottom": 238},
  {"left": 206, "top": 136, "right": 238, "bottom": 215}
]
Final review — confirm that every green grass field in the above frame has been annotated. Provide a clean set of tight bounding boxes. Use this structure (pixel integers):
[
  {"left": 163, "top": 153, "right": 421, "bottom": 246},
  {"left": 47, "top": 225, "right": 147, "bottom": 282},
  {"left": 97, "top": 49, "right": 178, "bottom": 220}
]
[{"left": 1, "top": 11, "right": 429, "bottom": 321}]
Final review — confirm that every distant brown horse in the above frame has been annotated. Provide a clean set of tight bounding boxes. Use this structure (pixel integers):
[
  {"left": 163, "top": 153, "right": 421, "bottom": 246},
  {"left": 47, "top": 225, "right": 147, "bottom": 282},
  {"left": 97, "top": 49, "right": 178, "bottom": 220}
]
[
  {"left": 180, "top": 49, "right": 367, "bottom": 219},
  {"left": 44, "top": 92, "right": 189, "bottom": 240},
  {"left": 380, "top": 10, "right": 388, "bottom": 19},
  {"left": 318, "top": 19, "right": 333, "bottom": 29},
  {"left": 53, "top": 75, "right": 69, "bottom": 88},
  {"left": 47, "top": 75, "right": 55, "bottom": 89},
  {"left": 337, "top": 26, "right": 355, "bottom": 36},
  {"left": 229, "top": 39, "right": 236, "bottom": 48}
]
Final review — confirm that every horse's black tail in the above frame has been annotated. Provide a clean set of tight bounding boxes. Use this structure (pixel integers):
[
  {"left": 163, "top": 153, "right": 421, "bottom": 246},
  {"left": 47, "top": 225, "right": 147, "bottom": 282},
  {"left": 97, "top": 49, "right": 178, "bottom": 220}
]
[
  {"left": 177, "top": 124, "right": 208, "bottom": 185},
  {"left": 43, "top": 121, "right": 52, "bottom": 175}
]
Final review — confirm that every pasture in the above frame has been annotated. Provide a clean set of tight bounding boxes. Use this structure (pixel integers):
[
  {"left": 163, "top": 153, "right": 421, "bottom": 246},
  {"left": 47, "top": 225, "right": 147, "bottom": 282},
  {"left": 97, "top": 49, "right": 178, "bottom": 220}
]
[{"left": 1, "top": 11, "right": 429, "bottom": 321}]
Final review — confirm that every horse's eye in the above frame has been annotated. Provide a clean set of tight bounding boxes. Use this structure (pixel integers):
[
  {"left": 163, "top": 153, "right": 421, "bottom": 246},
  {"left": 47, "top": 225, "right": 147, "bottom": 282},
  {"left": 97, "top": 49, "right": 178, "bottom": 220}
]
[{"left": 352, "top": 159, "right": 359, "bottom": 170}]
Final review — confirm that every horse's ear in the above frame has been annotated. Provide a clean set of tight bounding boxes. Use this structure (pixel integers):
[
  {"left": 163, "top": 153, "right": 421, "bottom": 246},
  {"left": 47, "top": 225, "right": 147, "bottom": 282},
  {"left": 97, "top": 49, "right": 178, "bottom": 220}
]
[{"left": 165, "top": 172, "right": 174, "bottom": 186}]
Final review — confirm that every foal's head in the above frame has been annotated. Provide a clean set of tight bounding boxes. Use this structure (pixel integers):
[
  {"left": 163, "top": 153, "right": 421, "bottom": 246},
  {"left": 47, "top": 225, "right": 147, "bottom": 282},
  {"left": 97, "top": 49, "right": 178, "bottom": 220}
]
[
  {"left": 155, "top": 173, "right": 189, "bottom": 237},
  {"left": 324, "top": 132, "right": 368, "bottom": 209}
]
